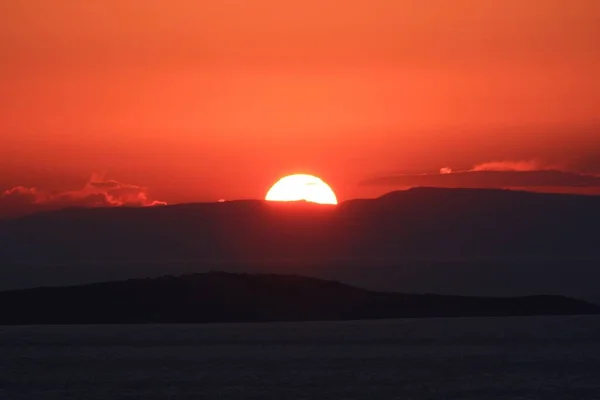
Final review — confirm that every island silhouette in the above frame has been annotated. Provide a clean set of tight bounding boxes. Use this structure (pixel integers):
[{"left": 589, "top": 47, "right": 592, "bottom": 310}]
[{"left": 1, "top": 272, "right": 598, "bottom": 325}]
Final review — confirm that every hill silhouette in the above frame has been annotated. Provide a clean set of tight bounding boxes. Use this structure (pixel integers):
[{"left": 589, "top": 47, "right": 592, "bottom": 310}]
[
  {"left": 1, "top": 187, "right": 599, "bottom": 263},
  {"left": 0, "top": 188, "right": 599, "bottom": 299},
  {"left": 1, "top": 272, "right": 597, "bottom": 325}
]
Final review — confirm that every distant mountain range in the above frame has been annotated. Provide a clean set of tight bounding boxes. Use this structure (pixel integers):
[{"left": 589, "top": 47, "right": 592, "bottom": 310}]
[
  {"left": 1, "top": 272, "right": 597, "bottom": 325},
  {"left": 0, "top": 188, "right": 599, "bottom": 299},
  {"left": 1, "top": 187, "right": 599, "bottom": 262}
]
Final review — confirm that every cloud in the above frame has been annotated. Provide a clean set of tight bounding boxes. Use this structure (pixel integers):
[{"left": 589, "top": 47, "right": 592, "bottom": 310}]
[
  {"left": 360, "top": 161, "right": 600, "bottom": 196},
  {"left": 470, "top": 160, "right": 552, "bottom": 172},
  {"left": 1, "top": 186, "right": 40, "bottom": 204},
  {"left": 0, "top": 175, "right": 166, "bottom": 218}
]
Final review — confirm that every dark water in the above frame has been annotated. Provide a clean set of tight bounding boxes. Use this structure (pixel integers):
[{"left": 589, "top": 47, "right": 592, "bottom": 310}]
[{"left": 1, "top": 316, "right": 600, "bottom": 399}]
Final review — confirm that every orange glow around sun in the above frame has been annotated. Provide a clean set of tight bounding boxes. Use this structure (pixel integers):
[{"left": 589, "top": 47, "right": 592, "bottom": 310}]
[{"left": 265, "top": 174, "right": 338, "bottom": 205}]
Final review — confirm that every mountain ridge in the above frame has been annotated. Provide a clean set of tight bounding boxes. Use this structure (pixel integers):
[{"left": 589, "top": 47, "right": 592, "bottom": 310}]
[{"left": 1, "top": 187, "right": 599, "bottom": 261}]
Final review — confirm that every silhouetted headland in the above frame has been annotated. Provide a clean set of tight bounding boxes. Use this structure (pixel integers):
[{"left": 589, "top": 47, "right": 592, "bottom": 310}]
[{"left": 1, "top": 272, "right": 597, "bottom": 325}]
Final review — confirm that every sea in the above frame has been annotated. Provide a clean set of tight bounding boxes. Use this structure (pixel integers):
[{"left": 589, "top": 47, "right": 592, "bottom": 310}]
[{"left": 1, "top": 315, "right": 600, "bottom": 399}]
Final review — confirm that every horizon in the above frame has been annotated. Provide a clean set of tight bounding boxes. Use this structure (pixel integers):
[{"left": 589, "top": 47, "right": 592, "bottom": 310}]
[{"left": 3, "top": 185, "right": 600, "bottom": 219}]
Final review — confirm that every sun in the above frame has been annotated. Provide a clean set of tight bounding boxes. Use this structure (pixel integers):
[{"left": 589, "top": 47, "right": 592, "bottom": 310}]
[{"left": 265, "top": 174, "right": 338, "bottom": 205}]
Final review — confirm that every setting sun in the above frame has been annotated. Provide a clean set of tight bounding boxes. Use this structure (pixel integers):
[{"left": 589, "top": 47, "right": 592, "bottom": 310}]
[{"left": 265, "top": 174, "right": 338, "bottom": 205}]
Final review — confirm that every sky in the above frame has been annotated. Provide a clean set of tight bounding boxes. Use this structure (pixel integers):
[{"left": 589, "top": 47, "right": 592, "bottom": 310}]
[{"left": 1, "top": 0, "right": 600, "bottom": 214}]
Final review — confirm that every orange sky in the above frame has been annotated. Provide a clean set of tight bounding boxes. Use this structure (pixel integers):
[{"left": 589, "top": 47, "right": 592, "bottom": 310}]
[{"left": 1, "top": 0, "right": 600, "bottom": 206}]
